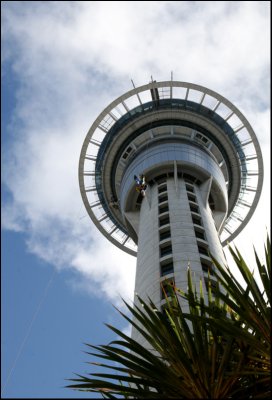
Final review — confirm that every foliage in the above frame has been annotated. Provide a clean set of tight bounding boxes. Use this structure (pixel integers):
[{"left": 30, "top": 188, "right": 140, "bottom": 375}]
[{"left": 66, "top": 235, "right": 271, "bottom": 398}]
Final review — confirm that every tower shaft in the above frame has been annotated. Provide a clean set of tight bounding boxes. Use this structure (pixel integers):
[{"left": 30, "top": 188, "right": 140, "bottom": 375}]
[{"left": 134, "top": 176, "right": 226, "bottom": 305}]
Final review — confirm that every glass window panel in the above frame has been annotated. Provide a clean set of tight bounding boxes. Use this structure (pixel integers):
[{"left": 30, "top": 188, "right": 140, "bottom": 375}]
[
  {"left": 227, "top": 114, "right": 243, "bottom": 130},
  {"left": 161, "top": 262, "right": 174, "bottom": 276},
  {"left": 215, "top": 103, "right": 232, "bottom": 119},
  {"left": 172, "top": 86, "right": 187, "bottom": 99},
  {"left": 187, "top": 89, "right": 203, "bottom": 103},
  {"left": 139, "top": 89, "right": 152, "bottom": 104},
  {"left": 201, "top": 94, "right": 218, "bottom": 110}
]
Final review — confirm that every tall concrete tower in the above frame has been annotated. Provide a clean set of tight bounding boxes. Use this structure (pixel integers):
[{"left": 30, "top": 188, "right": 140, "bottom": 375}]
[{"left": 79, "top": 80, "right": 263, "bottom": 341}]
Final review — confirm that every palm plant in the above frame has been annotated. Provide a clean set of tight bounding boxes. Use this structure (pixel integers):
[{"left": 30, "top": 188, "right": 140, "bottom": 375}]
[
  {"left": 198, "top": 235, "right": 271, "bottom": 398},
  {"left": 66, "top": 235, "right": 270, "bottom": 398}
]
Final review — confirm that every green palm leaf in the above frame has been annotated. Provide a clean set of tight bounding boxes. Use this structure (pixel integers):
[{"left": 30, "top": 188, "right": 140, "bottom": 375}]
[{"left": 66, "top": 234, "right": 271, "bottom": 398}]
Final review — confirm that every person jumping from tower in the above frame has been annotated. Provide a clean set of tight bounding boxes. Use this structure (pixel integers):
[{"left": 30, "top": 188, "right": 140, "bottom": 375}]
[{"left": 134, "top": 174, "right": 147, "bottom": 197}]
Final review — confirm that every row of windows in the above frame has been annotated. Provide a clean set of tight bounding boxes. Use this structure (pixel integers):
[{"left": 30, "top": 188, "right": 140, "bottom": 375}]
[
  {"left": 122, "top": 146, "right": 133, "bottom": 160},
  {"left": 160, "top": 278, "right": 217, "bottom": 319},
  {"left": 185, "top": 184, "right": 216, "bottom": 288},
  {"left": 149, "top": 172, "right": 201, "bottom": 189},
  {"left": 148, "top": 172, "right": 174, "bottom": 187},
  {"left": 195, "top": 132, "right": 209, "bottom": 144},
  {"left": 157, "top": 179, "right": 174, "bottom": 301},
  {"left": 186, "top": 185, "right": 206, "bottom": 242},
  {"left": 180, "top": 173, "right": 201, "bottom": 185},
  {"left": 158, "top": 177, "right": 216, "bottom": 301}
]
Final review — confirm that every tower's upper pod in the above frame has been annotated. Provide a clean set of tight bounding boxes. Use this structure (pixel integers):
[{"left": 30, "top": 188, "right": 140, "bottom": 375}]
[{"left": 79, "top": 80, "right": 263, "bottom": 256}]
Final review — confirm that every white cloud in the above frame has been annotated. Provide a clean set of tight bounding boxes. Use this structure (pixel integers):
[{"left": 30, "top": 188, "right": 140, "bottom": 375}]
[{"left": 2, "top": 1, "right": 270, "bottom": 306}]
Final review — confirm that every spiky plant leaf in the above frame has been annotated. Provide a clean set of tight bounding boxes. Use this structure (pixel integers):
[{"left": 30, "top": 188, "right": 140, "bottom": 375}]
[{"left": 67, "top": 234, "right": 270, "bottom": 398}]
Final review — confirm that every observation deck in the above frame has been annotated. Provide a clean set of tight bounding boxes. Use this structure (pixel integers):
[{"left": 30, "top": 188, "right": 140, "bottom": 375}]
[{"left": 79, "top": 81, "right": 263, "bottom": 256}]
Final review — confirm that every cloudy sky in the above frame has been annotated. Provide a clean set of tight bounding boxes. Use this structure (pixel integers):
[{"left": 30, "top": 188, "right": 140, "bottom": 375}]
[{"left": 2, "top": 1, "right": 270, "bottom": 398}]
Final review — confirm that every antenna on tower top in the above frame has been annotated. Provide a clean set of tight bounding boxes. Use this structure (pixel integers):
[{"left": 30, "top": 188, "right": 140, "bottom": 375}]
[
  {"left": 171, "top": 71, "right": 173, "bottom": 81},
  {"left": 131, "top": 79, "right": 136, "bottom": 89}
]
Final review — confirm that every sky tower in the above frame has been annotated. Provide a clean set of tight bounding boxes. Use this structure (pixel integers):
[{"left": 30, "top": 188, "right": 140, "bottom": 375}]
[{"left": 79, "top": 80, "right": 263, "bottom": 343}]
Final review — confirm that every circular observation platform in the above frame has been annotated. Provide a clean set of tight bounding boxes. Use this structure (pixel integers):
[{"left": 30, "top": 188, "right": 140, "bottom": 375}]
[{"left": 79, "top": 81, "right": 263, "bottom": 256}]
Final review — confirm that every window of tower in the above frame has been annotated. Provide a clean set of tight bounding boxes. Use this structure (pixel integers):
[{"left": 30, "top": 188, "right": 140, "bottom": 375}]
[
  {"left": 159, "top": 215, "right": 170, "bottom": 227},
  {"left": 156, "top": 174, "right": 168, "bottom": 184},
  {"left": 159, "top": 229, "right": 171, "bottom": 242},
  {"left": 194, "top": 229, "right": 206, "bottom": 241},
  {"left": 185, "top": 183, "right": 195, "bottom": 193},
  {"left": 159, "top": 205, "right": 169, "bottom": 215},
  {"left": 160, "top": 261, "right": 174, "bottom": 276},
  {"left": 183, "top": 173, "right": 196, "bottom": 183},
  {"left": 198, "top": 244, "right": 210, "bottom": 257},
  {"left": 122, "top": 146, "right": 132, "bottom": 160},
  {"left": 195, "top": 132, "right": 209, "bottom": 144},
  {"left": 192, "top": 215, "right": 202, "bottom": 226},
  {"left": 158, "top": 194, "right": 168, "bottom": 204},
  {"left": 158, "top": 184, "right": 167, "bottom": 194},
  {"left": 190, "top": 204, "right": 199, "bottom": 214},
  {"left": 201, "top": 261, "right": 215, "bottom": 276},
  {"left": 160, "top": 244, "right": 172, "bottom": 258},
  {"left": 187, "top": 193, "right": 197, "bottom": 203},
  {"left": 194, "top": 224, "right": 205, "bottom": 236}
]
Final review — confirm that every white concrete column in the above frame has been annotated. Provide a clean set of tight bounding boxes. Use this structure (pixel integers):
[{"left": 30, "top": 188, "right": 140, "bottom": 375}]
[{"left": 131, "top": 176, "right": 227, "bottom": 346}]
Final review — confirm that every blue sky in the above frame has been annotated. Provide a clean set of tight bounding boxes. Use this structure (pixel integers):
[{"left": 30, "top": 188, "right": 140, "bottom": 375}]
[{"left": 1, "top": 1, "right": 270, "bottom": 398}]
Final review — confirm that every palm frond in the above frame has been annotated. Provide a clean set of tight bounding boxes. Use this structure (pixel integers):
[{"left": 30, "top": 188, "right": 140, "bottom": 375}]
[{"left": 67, "top": 234, "right": 271, "bottom": 398}]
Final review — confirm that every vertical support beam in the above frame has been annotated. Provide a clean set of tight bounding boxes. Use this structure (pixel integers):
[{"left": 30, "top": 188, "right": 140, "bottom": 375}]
[
  {"left": 213, "top": 101, "right": 221, "bottom": 112},
  {"left": 170, "top": 71, "right": 173, "bottom": 99},
  {"left": 199, "top": 176, "right": 212, "bottom": 207},
  {"left": 174, "top": 161, "right": 179, "bottom": 196},
  {"left": 200, "top": 92, "right": 206, "bottom": 105},
  {"left": 145, "top": 186, "right": 151, "bottom": 209},
  {"left": 122, "top": 101, "right": 130, "bottom": 112},
  {"left": 131, "top": 79, "right": 142, "bottom": 105},
  {"left": 109, "top": 111, "right": 118, "bottom": 122}
]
